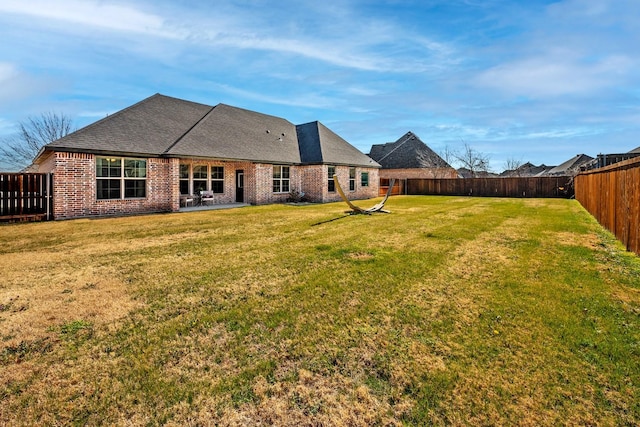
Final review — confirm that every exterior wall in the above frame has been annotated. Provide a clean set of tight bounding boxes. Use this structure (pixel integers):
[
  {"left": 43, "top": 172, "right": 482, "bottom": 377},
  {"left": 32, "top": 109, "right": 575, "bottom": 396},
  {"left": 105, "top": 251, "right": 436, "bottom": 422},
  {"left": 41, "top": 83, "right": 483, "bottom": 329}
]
[
  {"left": 322, "top": 165, "right": 379, "bottom": 202},
  {"left": 48, "top": 151, "right": 381, "bottom": 219},
  {"left": 300, "top": 165, "right": 324, "bottom": 202},
  {"left": 179, "top": 159, "right": 252, "bottom": 204},
  {"left": 51, "top": 152, "right": 178, "bottom": 220},
  {"left": 36, "top": 151, "right": 56, "bottom": 174},
  {"left": 253, "top": 163, "right": 301, "bottom": 205},
  {"left": 379, "top": 167, "right": 457, "bottom": 179}
]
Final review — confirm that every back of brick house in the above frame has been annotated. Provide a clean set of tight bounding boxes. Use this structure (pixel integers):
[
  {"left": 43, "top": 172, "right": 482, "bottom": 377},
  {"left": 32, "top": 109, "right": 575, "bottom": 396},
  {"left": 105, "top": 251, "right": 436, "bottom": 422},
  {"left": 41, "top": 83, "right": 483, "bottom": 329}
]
[{"left": 33, "top": 94, "right": 380, "bottom": 219}]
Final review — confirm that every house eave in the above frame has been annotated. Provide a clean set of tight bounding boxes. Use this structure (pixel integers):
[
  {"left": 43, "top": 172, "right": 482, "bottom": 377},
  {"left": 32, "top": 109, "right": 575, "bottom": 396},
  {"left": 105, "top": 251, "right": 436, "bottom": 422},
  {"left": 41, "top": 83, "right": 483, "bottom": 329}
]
[{"left": 44, "top": 147, "right": 163, "bottom": 159}]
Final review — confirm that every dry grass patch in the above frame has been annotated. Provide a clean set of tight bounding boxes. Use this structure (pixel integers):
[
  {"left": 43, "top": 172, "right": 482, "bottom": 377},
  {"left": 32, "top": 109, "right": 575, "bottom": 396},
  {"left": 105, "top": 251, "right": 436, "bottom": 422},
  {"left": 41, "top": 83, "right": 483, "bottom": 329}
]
[
  {"left": 0, "top": 244, "right": 141, "bottom": 369},
  {"left": 2, "top": 197, "right": 640, "bottom": 425},
  {"left": 552, "top": 231, "right": 599, "bottom": 249}
]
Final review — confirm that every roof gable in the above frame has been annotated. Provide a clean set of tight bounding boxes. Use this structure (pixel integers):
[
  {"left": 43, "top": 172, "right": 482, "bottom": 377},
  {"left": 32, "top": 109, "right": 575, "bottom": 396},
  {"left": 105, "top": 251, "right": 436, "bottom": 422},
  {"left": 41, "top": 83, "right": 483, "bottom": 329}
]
[
  {"left": 39, "top": 94, "right": 376, "bottom": 167},
  {"left": 166, "top": 104, "right": 300, "bottom": 163},
  {"left": 46, "top": 94, "right": 212, "bottom": 156},
  {"left": 296, "top": 121, "right": 379, "bottom": 167},
  {"left": 369, "top": 131, "right": 451, "bottom": 169},
  {"left": 547, "top": 154, "right": 594, "bottom": 174}
]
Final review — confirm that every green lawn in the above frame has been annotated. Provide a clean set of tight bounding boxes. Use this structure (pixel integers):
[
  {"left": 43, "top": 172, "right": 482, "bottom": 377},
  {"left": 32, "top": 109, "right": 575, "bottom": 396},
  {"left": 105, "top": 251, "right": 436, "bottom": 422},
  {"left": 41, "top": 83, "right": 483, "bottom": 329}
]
[{"left": 1, "top": 196, "right": 639, "bottom": 425}]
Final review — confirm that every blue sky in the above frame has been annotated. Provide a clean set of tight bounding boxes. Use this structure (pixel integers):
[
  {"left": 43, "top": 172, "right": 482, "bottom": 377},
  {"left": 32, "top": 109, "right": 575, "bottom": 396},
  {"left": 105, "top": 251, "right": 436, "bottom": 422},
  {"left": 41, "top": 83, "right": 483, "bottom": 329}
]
[{"left": 1, "top": 0, "right": 639, "bottom": 171}]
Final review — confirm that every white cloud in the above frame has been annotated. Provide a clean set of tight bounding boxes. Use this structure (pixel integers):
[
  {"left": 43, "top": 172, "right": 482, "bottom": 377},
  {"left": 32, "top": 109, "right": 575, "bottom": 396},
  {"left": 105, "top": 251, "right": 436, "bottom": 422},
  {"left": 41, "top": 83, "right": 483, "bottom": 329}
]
[
  {"left": 0, "top": 62, "right": 17, "bottom": 84},
  {"left": 203, "top": 33, "right": 386, "bottom": 71},
  {"left": 0, "top": 0, "right": 181, "bottom": 38},
  {"left": 0, "top": 0, "right": 457, "bottom": 73},
  {"left": 211, "top": 83, "right": 338, "bottom": 109},
  {"left": 0, "top": 116, "right": 12, "bottom": 132},
  {"left": 475, "top": 53, "right": 634, "bottom": 98},
  {"left": 0, "top": 62, "right": 58, "bottom": 106}
]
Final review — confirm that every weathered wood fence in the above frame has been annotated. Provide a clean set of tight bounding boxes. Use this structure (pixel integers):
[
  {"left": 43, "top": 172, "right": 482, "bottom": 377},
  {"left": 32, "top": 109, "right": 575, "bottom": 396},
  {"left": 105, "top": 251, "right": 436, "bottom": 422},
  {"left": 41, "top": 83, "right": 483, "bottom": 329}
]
[
  {"left": 0, "top": 173, "right": 54, "bottom": 222},
  {"left": 379, "top": 178, "right": 404, "bottom": 197},
  {"left": 404, "top": 176, "right": 574, "bottom": 198},
  {"left": 575, "top": 157, "right": 640, "bottom": 255}
]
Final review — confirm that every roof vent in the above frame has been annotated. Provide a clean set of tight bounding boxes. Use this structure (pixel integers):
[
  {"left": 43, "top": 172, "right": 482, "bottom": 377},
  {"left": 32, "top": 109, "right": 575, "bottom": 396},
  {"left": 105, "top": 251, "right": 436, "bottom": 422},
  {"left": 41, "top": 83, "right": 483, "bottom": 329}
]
[{"left": 266, "top": 130, "right": 270, "bottom": 134}]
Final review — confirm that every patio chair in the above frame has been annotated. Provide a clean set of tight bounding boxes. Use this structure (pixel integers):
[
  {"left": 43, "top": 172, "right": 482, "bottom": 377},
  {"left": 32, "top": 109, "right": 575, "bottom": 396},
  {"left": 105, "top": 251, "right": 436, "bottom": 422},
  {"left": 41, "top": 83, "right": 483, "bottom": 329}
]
[
  {"left": 200, "top": 190, "right": 214, "bottom": 206},
  {"left": 180, "top": 194, "right": 194, "bottom": 207}
]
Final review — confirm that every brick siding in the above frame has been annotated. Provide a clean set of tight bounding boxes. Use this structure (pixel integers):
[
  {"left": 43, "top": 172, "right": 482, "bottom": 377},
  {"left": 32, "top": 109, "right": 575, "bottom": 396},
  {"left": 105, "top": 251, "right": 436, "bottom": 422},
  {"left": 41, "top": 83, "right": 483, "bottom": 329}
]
[
  {"left": 50, "top": 153, "right": 178, "bottom": 219},
  {"left": 45, "top": 151, "right": 380, "bottom": 219}
]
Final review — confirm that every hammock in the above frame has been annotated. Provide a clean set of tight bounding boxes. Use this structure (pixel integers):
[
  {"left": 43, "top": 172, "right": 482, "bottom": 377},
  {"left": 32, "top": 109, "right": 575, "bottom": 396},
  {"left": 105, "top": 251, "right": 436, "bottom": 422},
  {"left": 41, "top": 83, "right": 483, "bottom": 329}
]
[{"left": 333, "top": 175, "right": 395, "bottom": 214}]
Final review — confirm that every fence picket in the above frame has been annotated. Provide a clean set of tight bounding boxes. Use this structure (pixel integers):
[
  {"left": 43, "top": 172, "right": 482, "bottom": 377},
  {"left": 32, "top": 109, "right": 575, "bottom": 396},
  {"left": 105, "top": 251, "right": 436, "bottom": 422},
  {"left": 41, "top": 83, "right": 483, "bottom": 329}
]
[
  {"left": 403, "top": 176, "right": 573, "bottom": 198},
  {"left": 0, "top": 173, "right": 53, "bottom": 222},
  {"left": 575, "top": 157, "right": 640, "bottom": 256}
]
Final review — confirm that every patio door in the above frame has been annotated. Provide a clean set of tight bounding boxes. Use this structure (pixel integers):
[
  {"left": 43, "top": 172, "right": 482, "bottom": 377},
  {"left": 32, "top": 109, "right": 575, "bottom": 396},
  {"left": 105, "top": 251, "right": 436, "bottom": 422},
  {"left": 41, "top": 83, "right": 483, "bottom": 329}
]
[{"left": 235, "top": 170, "right": 244, "bottom": 203}]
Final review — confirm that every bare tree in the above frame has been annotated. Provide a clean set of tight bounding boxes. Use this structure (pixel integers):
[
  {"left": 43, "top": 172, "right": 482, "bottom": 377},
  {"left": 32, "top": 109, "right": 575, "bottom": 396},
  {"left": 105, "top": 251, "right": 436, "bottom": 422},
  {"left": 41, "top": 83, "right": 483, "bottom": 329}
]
[
  {"left": 0, "top": 112, "right": 74, "bottom": 170},
  {"left": 504, "top": 157, "right": 524, "bottom": 177},
  {"left": 430, "top": 145, "right": 458, "bottom": 178},
  {"left": 438, "top": 145, "right": 456, "bottom": 166},
  {"left": 454, "top": 142, "right": 491, "bottom": 177}
]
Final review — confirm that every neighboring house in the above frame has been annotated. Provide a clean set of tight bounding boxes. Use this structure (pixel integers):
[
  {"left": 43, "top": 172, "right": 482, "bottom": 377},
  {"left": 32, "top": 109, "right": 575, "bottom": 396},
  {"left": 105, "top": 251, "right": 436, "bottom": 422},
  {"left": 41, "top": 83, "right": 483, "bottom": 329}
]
[
  {"left": 582, "top": 146, "right": 640, "bottom": 171},
  {"left": 456, "top": 168, "right": 498, "bottom": 178},
  {"left": 368, "top": 132, "right": 457, "bottom": 179},
  {"left": 32, "top": 94, "right": 380, "bottom": 219},
  {"left": 500, "top": 162, "right": 554, "bottom": 177},
  {"left": 546, "top": 154, "right": 594, "bottom": 176}
]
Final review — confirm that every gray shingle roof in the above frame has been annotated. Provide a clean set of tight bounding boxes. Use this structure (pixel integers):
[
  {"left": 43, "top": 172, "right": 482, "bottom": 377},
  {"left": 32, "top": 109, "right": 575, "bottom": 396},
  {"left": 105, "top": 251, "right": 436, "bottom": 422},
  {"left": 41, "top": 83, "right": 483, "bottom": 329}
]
[
  {"left": 297, "top": 121, "right": 380, "bottom": 167},
  {"left": 40, "top": 94, "right": 377, "bottom": 167},
  {"left": 369, "top": 132, "right": 451, "bottom": 169},
  {"left": 47, "top": 94, "right": 212, "bottom": 156},
  {"left": 547, "top": 154, "right": 594, "bottom": 175},
  {"left": 166, "top": 103, "right": 301, "bottom": 164}
]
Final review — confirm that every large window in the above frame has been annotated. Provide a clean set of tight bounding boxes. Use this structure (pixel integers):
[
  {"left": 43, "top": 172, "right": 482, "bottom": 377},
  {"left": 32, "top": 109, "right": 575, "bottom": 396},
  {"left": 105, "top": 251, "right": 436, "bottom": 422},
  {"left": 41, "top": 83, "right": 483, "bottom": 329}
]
[
  {"left": 327, "top": 165, "right": 335, "bottom": 192},
  {"left": 97, "top": 157, "right": 146, "bottom": 200},
  {"left": 193, "top": 165, "right": 208, "bottom": 194},
  {"left": 179, "top": 164, "right": 225, "bottom": 195},
  {"left": 273, "top": 165, "right": 290, "bottom": 193},
  {"left": 179, "top": 164, "right": 190, "bottom": 195},
  {"left": 211, "top": 166, "right": 224, "bottom": 193},
  {"left": 349, "top": 167, "right": 356, "bottom": 191},
  {"left": 361, "top": 172, "right": 369, "bottom": 187}
]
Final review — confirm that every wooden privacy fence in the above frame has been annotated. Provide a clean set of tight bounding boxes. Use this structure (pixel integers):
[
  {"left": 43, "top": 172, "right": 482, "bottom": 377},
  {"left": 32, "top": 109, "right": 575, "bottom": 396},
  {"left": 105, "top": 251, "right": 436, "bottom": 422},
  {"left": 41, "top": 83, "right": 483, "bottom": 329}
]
[
  {"left": 0, "top": 173, "right": 53, "bottom": 222},
  {"left": 379, "top": 178, "right": 404, "bottom": 197},
  {"left": 405, "top": 176, "right": 574, "bottom": 198},
  {"left": 574, "top": 157, "right": 640, "bottom": 255}
]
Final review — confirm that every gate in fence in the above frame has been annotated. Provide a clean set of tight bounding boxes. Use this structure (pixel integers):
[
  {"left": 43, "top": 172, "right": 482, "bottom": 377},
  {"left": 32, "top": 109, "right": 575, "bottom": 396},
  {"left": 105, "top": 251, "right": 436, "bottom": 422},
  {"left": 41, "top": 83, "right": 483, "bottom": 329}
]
[{"left": 0, "top": 173, "right": 53, "bottom": 222}]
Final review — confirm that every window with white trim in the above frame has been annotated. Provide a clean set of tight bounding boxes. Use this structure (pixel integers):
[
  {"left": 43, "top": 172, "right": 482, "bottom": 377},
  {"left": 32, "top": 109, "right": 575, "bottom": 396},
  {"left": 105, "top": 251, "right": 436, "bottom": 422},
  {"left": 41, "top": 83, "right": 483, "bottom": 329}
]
[
  {"left": 96, "top": 157, "right": 147, "bottom": 200},
  {"left": 327, "top": 165, "right": 335, "bottom": 192},
  {"left": 349, "top": 167, "right": 356, "bottom": 191},
  {"left": 273, "top": 165, "right": 290, "bottom": 193},
  {"left": 211, "top": 166, "right": 224, "bottom": 193},
  {"left": 179, "top": 164, "right": 190, "bottom": 195},
  {"left": 361, "top": 172, "right": 369, "bottom": 187},
  {"left": 193, "top": 165, "right": 207, "bottom": 194}
]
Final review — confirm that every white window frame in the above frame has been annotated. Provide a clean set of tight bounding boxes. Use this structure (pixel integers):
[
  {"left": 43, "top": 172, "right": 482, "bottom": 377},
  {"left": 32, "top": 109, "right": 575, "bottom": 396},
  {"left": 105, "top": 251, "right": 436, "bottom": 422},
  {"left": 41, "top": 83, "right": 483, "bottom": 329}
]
[
  {"left": 361, "top": 171, "right": 369, "bottom": 187},
  {"left": 273, "top": 165, "right": 290, "bottom": 193},
  {"left": 327, "top": 165, "right": 336, "bottom": 192},
  {"left": 96, "top": 157, "right": 147, "bottom": 200},
  {"left": 210, "top": 166, "right": 225, "bottom": 194},
  {"left": 179, "top": 163, "right": 190, "bottom": 195},
  {"left": 349, "top": 167, "right": 356, "bottom": 192}
]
